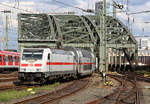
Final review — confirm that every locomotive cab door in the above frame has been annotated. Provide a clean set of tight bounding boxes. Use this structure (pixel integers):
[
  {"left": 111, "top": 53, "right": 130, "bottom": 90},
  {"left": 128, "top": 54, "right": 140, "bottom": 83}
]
[{"left": 48, "top": 53, "right": 50, "bottom": 71}]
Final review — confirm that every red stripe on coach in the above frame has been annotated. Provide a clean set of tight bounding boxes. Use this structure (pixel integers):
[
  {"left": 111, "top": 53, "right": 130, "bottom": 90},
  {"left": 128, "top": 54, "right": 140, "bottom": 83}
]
[
  {"left": 34, "top": 64, "right": 42, "bottom": 67},
  {"left": 79, "top": 63, "right": 96, "bottom": 65},
  {"left": 47, "top": 62, "right": 76, "bottom": 65},
  {"left": 46, "top": 62, "right": 95, "bottom": 65},
  {"left": 21, "top": 64, "right": 28, "bottom": 67}
]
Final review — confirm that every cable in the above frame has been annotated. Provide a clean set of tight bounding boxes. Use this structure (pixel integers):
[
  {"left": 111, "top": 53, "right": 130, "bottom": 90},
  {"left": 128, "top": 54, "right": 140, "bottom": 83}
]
[
  {"left": 0, "top": 2, "right": 33, "bottom": 13},
  {"left": 52, "top": 0, "right": 94, "bottom": 13},
  {"left": 129, "top": 10, "right": 150, "bottom": 15},
  {"left": 52, "top": 0, "right": 74, "bottom": 8},
  {"left": 106, "top": 10, "right": 127, "bottom": 15}
]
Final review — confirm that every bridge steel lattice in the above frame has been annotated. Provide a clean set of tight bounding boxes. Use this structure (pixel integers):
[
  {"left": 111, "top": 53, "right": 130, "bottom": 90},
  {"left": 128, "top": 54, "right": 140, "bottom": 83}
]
[{"left": 18, "top": 14, "right": 138, "bottom": 72}]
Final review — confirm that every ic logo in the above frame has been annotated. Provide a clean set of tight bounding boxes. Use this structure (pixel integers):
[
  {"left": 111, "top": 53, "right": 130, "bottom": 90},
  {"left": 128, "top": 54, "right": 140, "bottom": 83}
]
[{"left": 29, "top": 64, "right": 33, "bottom": 67}]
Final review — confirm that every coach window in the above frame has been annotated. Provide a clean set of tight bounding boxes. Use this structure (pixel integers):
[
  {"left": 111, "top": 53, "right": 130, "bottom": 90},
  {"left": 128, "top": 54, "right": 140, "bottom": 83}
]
[
  {"left": 14, "top": 57, "right": 16, "bottom": 62},
  {"left": 15, "top": 56, "right": 19, "bottom": 62},
  {"left": 0, "top": 55, "right": 1, "bottom": 62},
  {"left": 11, "top": 56, "right": 13, "bottom": 62},
  {"left": 8, "top": 56, "right": 10, "bottom": 62},
  {"left": 3, "top": 56, "right": 6, "bottom": 63},
  {"left": 5, "top": 56, "right": 8, "bottom": 62},
  {"left": 15, "top": 57, "right": 17, "bottom": 62},
  {"left": 8, "top": 56, "right": 13, "bottom": 62},
  {"left": 12, "top": 56, "right": 15, "bottom": 62},
  {"left": 17, "top": 57, "right": 19, "bottom": 62}
]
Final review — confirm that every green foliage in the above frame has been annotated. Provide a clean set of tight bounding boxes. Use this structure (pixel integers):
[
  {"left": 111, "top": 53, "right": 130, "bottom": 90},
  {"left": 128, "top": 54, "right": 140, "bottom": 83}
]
[
  {"left": 0, "top": 82, "right": 60, "bottom": 102},
  {"left": 33, "top": 82, "right": 60, "bottom": 92},
  {"left": 135, "top": 70, "right": 150, "bottom": 75},
  {"left": 0, "top": 90, "right": 30, "bottom": 102}
]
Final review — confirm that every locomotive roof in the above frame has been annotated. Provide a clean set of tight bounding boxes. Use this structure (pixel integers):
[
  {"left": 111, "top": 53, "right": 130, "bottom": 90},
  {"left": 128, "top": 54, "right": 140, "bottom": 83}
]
[
  {"left": 23, "top": 48, "right": 74, "bottom": 55},
  {"left": 51, "top": 49, "right": 74, "bottom": 55},
  {"left": 0, "top": 51, "right": 20, "bottom": 55}
]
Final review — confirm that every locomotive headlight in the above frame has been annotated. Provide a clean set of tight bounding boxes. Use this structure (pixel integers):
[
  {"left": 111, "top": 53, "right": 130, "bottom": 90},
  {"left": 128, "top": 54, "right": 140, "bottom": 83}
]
[{"left": 36, "top": 69, "right": 41, "bottom": 72}]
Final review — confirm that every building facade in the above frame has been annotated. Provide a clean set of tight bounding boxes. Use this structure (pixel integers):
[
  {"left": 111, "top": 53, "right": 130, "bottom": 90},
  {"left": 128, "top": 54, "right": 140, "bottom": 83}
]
[{"left": 135, "top": 36, "right": 150, "bottom": 50}]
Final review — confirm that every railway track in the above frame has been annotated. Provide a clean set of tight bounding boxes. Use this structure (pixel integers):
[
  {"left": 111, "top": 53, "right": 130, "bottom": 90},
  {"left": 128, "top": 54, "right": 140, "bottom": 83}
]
[
  {"left": 0, "top": 84, "right": 15, "bottom": 91},
  {"left": 0, "top": 84, "right": 38, "bottom": 91},
  {"left": 14, "top": 78, "right": 89, "bottom": 104},
  {"left": 123, "top": 72, "right": 150, "bottom": 83},
  {"left": 0, "top": 72, "right": 17, "bottom": 78},
  {"left": 0, "top": 77, "right": 18, "bottom": 82},
  {"left": 135, "top": 74, "right": 150, "bottom": 83},
  {"left": 87, "top": 73, "right": 141, "bottom": 104},
  {"left": 0, "top": 73, "right": 18, "bottom": 91}
]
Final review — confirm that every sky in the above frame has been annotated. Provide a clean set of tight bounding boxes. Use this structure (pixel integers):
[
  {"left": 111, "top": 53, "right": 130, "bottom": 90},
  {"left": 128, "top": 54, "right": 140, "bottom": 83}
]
[{"left": 0, "top": 0, "right": 150, "bottom": 50}]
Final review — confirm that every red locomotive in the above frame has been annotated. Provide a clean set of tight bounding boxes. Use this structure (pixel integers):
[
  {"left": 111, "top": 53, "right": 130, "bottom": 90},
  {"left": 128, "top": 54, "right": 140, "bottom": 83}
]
[{"left": 0, "top": 51, "right": 20, "bottom": 72}]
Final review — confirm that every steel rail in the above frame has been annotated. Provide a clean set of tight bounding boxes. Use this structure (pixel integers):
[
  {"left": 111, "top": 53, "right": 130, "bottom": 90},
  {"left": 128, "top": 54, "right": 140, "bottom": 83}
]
[
  {"left": 135, "top": 77, "right": 140, "bottom": 104},
  {"left": 0, "top": 77, "right": 18, "bottom": 82},
  {"left": 14, "top": 78, "right": 89, "bottom": 104},
  {"left": 87, "top": 73, "right": 140, "bottom": 104},
  {"left": 0, "top": 84, "right": 39, "bottom": 92},
  {"left": 0, "top": 73, "right": 17, "bottom": 78},
  {"left": 87, "top": 75, "right": 123, "bottom": 104}
]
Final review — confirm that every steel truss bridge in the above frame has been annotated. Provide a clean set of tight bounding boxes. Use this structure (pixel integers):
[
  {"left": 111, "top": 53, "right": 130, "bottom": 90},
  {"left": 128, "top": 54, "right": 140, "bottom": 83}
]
[{"left": 18, "top": 14, "right": 138, "bottom": 72}]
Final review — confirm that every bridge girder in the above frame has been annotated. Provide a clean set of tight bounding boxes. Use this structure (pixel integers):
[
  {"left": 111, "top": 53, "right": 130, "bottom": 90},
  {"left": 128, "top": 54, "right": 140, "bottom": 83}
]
[{"left": 18, "top": 14, "right": 138, "bottom": 71}]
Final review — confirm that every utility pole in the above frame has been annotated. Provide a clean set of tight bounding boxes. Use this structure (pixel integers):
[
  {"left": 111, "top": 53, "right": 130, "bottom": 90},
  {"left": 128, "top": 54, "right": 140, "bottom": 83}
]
[
  {"left": 5, "top": 15, "right": 8, "bottom": 50},
  {"left": 1, "top": 36, "right": 4, "bottom": 50},
  {"left": 0, "top": 31, "right": 3, "bottom": 50},
  {"left": 0, "top": 10, "right": 11, "bottom": 50},
  {"left": 99, "top": 0, "right": 107, "bottom": 82}
]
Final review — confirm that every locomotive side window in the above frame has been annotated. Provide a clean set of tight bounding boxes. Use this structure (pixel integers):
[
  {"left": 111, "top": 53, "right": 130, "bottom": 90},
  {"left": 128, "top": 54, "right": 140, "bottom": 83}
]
[
  {"left": 84, "top": 65, "right": 92, "bottom": 70},
  {"left": 48, "top": 54, "right": 50, "bottom": 60}
]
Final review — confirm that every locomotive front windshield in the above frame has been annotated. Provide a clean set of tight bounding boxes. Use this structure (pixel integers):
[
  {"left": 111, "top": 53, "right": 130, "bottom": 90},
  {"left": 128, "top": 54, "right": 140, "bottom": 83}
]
[{"left": 22, "top": 49, "right": 43, "bottom": 60}]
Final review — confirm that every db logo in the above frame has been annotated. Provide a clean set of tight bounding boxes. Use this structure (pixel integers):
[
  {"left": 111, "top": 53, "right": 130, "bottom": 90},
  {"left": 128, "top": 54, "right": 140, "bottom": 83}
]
[{"left": 29, "top": 64, "right": 33, "bottom": 67}]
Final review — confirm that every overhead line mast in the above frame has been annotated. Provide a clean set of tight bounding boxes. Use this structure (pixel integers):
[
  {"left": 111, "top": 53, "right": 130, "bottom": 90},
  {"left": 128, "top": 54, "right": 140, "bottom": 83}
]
[
  {"left": 99, "top": 0, "right": 107, "bottom": 82},
  {"left": 0, "top": 10, "right": 11, "bottom": 50}
]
